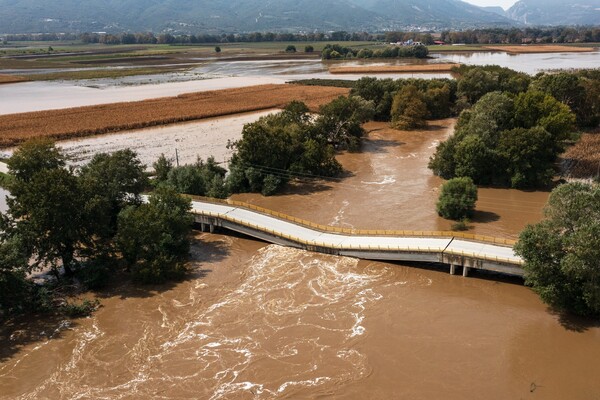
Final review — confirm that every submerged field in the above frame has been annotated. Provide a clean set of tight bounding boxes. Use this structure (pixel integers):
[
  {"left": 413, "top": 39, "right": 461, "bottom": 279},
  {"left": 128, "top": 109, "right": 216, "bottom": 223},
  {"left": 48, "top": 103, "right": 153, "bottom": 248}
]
[{"left": 0, "top": 84, "right": 349, "bottom": 147}]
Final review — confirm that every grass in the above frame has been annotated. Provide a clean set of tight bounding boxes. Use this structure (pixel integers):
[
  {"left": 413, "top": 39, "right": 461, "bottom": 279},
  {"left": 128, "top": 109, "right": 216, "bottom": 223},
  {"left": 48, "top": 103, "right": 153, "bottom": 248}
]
[{"left": 0, "top": 84, "right": 350, "bottom": 148}]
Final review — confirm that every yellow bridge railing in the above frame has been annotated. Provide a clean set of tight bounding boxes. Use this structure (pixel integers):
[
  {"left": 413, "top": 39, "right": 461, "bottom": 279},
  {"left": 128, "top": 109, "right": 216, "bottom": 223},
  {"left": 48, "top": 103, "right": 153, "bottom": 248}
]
[{"left": 186, "top": 195, "right": 518, "bottom": 247}]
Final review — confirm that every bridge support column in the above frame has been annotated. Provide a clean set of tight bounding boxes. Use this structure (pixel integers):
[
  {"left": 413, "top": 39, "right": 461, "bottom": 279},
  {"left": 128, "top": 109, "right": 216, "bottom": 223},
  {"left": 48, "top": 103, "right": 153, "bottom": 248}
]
[
  {"left": 450, "top": 264, "right": 456, "bottom": 275},
  {"left": 200, "top": 223, "right": 206, "bottom": 232},
  {"left": 209, "top": 224, "right": 215, "bottom": 233},
  {"left": 463, "top": 266, "right": 470, "bottom": 277}
]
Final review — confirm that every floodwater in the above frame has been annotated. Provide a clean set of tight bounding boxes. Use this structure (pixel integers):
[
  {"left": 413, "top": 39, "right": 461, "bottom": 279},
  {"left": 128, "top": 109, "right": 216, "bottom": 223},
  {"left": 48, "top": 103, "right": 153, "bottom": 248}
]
[
  {"left": 3, "top": 118, "right": 598, "bottom": 400},
  {"left": 54, "top": 110, "right": 276, "bottom": 169},
  {"left": 434, "top": 49, "right": 600, "bottom": 74}
]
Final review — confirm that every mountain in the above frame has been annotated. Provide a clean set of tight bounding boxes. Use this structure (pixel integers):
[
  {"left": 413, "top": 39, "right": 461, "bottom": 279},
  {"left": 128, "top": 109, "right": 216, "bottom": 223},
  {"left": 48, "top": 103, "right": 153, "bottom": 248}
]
[
  {"left": 0, "top": 0, "right": 517, "bottom": 34},
  {"left": 480, "top": 6, "right": 507, "bottom": 17},
  {"left": 353, "top": 0, "right": 515, "bottom": 28},
  {"left": 507, "top": 0, "right": 600, "bottom": 26}
]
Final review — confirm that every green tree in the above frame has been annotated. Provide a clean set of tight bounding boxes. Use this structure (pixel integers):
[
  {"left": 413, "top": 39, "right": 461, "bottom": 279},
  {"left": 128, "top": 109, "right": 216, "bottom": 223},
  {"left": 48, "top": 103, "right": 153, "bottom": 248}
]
[
  {"left": 79, "top": 149, "right": 148, "bottom": 246},
  {"left": 153, "top": 153, "right": 173, "bottom": 182},
  {"left": 116, "top": 185, "right": 193, "bottom": 284},
  {"left": 304, "top": 45, "right": 314, "bottom": 53},
  {"left": 436, "top": 177, "right": 478, "bottom": 220},
  {"left": 215, "top": 46, "right": 221, "bottom": 53},
  {"left": 285, "top": 45, "right": 297, "bottom": 53},
  {"left": 497, "top": 127, "right": 556, "bottom": 188},
  {"left": 315, "top": 95, "right": 375, "bottom": 150},
  {"left": 3, "top": 140, "right": 85, "bottom": 276},
  {"left": 515, "top": 183, "right": 600, "bottom": 316},
  {"left": 391, "top": 85, "right": 427, "bottom": 130}
]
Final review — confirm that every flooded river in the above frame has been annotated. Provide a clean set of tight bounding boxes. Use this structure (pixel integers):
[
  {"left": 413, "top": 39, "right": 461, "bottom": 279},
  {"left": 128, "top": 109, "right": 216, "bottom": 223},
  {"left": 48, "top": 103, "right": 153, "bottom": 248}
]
[{"left": 3, "top": 117, "right": 599, "bottom": 400}]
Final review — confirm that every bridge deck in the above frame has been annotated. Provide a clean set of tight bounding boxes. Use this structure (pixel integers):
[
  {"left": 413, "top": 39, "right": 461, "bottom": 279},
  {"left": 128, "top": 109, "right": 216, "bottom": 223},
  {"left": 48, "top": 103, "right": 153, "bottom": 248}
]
[{"left": 190, "top": 200, "right": 523, "bottom": 271}]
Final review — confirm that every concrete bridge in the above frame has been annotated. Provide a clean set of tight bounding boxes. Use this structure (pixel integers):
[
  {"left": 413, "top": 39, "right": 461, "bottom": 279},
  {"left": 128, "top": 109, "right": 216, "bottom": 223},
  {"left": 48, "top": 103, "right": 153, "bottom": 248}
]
[{"left": 189, "top": 197, "right": 525, "bottom": 277}]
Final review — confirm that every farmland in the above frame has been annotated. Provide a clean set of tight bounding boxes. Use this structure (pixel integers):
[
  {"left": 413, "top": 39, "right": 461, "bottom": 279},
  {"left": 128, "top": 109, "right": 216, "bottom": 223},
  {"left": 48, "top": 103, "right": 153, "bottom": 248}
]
[
  {"left": 562, "top": 131, "right": 600, "bottom": 179},
  {"left": 0, "top": 74, "right": 27, "bottom": 84},
  {"left": 0, "top": 84, "right": 349, "bottom": 148}
]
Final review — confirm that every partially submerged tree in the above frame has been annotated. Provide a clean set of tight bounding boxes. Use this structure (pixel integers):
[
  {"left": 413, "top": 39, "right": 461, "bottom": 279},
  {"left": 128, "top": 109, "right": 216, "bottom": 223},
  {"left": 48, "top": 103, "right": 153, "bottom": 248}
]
[
  {"left": 515, "top": 182, "right": 600, "bottom": 317},
  {"left": 436, "top": 177, "right": 478, "bottom": 220}
]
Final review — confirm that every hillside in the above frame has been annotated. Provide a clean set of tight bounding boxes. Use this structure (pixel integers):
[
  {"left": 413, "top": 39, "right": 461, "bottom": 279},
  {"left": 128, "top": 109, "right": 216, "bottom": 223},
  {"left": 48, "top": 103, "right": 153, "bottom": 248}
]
[
  {"left": 507, "top": 0, "right": 600, "bottom": 26},
  {"left": 0, "top": 0, "right": 515, "bottom": 34}
]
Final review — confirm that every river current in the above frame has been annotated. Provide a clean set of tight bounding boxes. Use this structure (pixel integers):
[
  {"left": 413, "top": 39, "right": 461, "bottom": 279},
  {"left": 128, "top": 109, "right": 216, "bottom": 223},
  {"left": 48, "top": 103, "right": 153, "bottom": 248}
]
[{"left": 2, "top": 118, "right": 599, "bottom": 399}]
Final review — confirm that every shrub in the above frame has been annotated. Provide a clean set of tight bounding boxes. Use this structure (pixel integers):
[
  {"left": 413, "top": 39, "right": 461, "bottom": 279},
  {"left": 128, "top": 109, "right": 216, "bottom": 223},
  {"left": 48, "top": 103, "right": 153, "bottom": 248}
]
[{"left": 436, "top": 177, "right": 478, "bottom": 220}]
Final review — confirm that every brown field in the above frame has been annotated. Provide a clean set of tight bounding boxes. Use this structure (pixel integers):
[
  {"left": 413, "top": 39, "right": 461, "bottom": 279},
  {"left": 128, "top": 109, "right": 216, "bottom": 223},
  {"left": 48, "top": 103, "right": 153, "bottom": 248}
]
[
  {"left": 0, "top": 74, "right": 27, "bottom": 85},
  {"left": 483, "top": 45, "right": 596, "bottom": 54},
  {"left": 0, "top": 84, "right": 349, "bottom": 148},
  {"left": 329, "top": 63, "right": 458, "bottom": 74},
  {"left": 562, "top": 131, "right": 600, "bottom": 179}
]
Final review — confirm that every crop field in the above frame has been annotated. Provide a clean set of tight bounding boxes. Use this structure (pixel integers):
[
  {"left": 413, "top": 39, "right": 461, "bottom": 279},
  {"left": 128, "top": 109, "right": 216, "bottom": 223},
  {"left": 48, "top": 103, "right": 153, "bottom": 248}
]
[
  {"left": 329, "top": 63, "right": 458, "bottom": 74},
  {"left": 483, "top": 45, "right": 596, "bottom": 54},
  {"left": 0, "top": 84, "right": 349, "bottom": 148},
  {"left": 0, "top": 74, "right": 27, "bottom": 84},
  {"left": 562, "top": 132, "right": 600, "bottom": 179}
]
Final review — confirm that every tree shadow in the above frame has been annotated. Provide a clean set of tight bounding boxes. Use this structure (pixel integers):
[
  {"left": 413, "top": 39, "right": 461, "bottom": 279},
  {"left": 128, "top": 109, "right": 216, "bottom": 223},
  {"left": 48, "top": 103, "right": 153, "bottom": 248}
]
[
  {"left": 547, "top": 308, "right": 600, "bottom": 333},
  {"left": 0, "top": 313, "right": 79, "bottom": 363},
  {"left": 471, "top": 209, "right": 501, "bottom": 223}
]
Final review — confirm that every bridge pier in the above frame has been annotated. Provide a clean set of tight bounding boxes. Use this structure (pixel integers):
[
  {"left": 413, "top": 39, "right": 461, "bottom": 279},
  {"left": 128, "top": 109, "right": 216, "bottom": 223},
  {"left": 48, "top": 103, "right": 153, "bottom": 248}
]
[
  {"left": 463, "top": 266, "right": 470, "bottom": 277},
  {"left": 450, "top": 264, "right": 456, "bottom": 275},
  {"left": 209, "top": 223, "right": 215, "bottom": 233}
]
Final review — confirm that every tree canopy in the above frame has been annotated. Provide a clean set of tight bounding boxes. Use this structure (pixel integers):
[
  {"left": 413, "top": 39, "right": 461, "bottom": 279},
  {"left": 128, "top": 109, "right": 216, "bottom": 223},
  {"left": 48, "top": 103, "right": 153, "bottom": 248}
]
[{"left": 515, "top": 182, "right": 600, "bottom": 317}]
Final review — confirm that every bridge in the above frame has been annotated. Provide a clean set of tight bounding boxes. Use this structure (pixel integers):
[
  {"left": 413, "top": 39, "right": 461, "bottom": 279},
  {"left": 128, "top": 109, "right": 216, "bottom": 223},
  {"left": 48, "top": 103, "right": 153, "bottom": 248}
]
[{"left": 189, "top": 197, "right": 525, "bottom": 277}]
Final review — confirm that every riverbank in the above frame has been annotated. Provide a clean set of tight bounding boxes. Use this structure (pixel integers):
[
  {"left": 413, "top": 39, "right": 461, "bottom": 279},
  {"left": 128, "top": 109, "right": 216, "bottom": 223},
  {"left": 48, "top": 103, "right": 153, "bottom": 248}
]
[
  {"left": 0, "top": 74, "right": 26, "bottom": 84},
  {"left": 483, "top": 45, "right": 596, "bottom": 54}
]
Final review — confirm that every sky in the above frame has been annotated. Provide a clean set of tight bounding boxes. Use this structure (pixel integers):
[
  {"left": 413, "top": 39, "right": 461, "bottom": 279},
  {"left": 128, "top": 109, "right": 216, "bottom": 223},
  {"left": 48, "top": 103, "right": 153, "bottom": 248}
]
[{"left": 462, "top": 0, "right": 519, "bottom": 10}]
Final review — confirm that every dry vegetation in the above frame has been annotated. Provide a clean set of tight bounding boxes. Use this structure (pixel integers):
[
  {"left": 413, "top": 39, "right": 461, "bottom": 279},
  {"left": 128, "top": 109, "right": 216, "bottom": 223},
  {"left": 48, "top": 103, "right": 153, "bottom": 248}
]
[
  {"left": 0, "top": 74, "right": 27, "bottom": 84},
  {"left": 329, "top": 63, "right": 458, "bottom": 74},
  {"left": 562, "top": 132, "right": 600, "bottom": 179},
  {"left": 0, "top": 84, "right": 349, "bottom": 148},
  {"left": 483, "top": 45, "right": 595, "bottom": 54}
]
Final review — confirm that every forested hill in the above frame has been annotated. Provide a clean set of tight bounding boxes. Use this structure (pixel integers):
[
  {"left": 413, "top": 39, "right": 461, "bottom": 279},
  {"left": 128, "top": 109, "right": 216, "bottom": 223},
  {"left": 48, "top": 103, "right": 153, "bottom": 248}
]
[
  {"left": 507, "top": 0, "right": 600, "bottom": 26},
  {"left": 0, "top": 0, "right": 515, "bottom": 34}
]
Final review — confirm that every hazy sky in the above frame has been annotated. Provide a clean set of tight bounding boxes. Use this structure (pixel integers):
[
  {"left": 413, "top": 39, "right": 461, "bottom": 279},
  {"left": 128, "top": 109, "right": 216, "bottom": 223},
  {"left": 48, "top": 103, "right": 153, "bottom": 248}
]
[{"left": 462, "top": 0, "right": 518, "bottom": 10}]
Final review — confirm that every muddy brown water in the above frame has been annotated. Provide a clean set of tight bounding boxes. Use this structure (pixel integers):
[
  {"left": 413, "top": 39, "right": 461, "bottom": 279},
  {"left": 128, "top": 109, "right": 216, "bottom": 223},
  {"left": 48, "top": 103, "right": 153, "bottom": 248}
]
[{"left": 2, "top": 119, "right": 599, "bottom": 399}]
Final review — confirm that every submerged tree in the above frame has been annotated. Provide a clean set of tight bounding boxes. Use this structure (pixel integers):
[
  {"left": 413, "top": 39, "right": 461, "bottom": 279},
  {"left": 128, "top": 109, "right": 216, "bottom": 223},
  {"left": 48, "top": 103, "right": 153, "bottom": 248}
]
[{"left": 436, "top": 177, "right": 478, "bottom": 220}]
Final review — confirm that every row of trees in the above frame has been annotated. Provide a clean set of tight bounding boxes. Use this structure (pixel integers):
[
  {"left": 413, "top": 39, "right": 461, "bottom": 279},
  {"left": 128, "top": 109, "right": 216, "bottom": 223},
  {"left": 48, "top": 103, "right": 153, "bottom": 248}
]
[
  {"left": 440, "top": 27, "right": 600, "bottom": 45},
  {"left": 4, "top": 27, "right": 600, "bottom": 46},
  {"left": 0, "top": 141, "right": 193, "bottom": 317},
  {"left": 322, "top": 44, "right": 429, "bottom": 60}
]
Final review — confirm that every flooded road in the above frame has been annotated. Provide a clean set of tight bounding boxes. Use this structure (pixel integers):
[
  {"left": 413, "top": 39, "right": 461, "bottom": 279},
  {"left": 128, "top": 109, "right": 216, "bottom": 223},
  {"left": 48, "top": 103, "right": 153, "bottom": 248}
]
[{"left": 3, "top": 117, "right": 598, "bottom": 400}]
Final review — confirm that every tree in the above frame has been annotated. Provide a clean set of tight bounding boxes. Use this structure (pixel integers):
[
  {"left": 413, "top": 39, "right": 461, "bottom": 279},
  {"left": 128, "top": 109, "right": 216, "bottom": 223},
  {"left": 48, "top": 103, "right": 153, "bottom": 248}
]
[
  {"left": 515, "top": 183, "right": 600, "bottom": 316},
  {"left": 3, "top": 140, "right": 85, "bottom": 276},
  {"left": 116, "top": 185, "right": 193, "bottom": 284},
  {"left": 215, "top": 46, "right": 221, "bottom": 53},
  {"left": 78, "top": 150, "right": 148, "bottom": 249},
  {"left": 304, "top": 45, "right": 314, "bottom": 53},
  {"left": 285, "top": 45, "right": 296, "bottom": 53},
  {"left": 153, "top": 153, "right": 173, "bottom": 183},
  {"left": 436, "top": 177, "right": 478, "bottom": 220},
  {"left": 315, "top": 95, "right": 375, "bottom": 150},
  {"left": 391, "top": 85, "right": 427, "bottom": 130}
]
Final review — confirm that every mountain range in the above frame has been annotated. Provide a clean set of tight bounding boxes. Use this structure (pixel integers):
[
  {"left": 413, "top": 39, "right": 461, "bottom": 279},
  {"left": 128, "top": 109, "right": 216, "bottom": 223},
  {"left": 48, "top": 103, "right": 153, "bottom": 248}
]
[{"left": 0, "top": 0, "right": 597, "bottom": 34}]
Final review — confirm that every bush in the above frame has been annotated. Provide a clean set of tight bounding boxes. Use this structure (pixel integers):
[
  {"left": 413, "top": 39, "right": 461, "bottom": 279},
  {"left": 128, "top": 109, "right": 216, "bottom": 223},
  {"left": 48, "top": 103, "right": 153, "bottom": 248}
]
[
  {"left": 285, "top": 45, "right": 296, "bottom": 53},
  {"left": 304, "top": 45, "right": 314, "bottom": 53},
  {"left": 436, "top": 177, "right": 478, "bottom": 220}
]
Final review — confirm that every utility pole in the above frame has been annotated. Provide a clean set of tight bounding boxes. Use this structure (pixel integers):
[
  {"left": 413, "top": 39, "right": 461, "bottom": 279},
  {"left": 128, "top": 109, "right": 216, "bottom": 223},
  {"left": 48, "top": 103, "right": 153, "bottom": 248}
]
[{"left": 175, "top": 148, "right": 180, "bottom": 167}]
